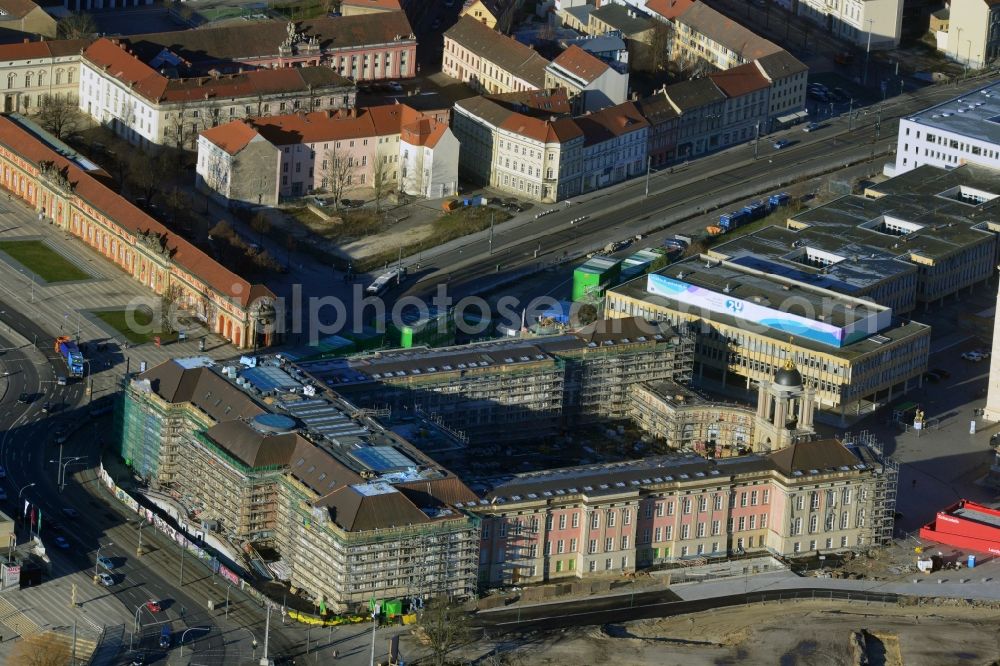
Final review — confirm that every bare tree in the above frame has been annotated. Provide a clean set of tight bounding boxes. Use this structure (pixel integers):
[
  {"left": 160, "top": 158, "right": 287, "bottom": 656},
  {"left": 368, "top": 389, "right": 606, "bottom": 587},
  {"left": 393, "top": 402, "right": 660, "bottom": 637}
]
[
  {"left": 165, "top": 102, "right": 193, "bottom": 150},
  {"left": 10, "top": 633, "right": 72, "bottom": 666},
  {"left": 57, "top": 12, "right": 97, "bottom": 39},
  {"left": 250, "top": 213, "right": 271, "bottom": 248},
  {"left": 322, "top": 145, "right": 354, "bottom": 210},
  {"left": 643, "top": 21, "right": 674, "bottom": 73},
  {"left": 371, "top": 151, "right": 393, "bottom": 213},
  {"left": 34, "top": 94, "right": 86, "bottom": 139},
  {"left": 417, "top": 596, "right": 472, "bottom": 666}
]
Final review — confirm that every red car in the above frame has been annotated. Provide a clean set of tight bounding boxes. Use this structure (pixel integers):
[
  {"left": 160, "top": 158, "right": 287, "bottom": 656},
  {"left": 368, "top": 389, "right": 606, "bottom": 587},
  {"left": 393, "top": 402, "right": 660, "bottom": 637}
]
[{"left": 145, "top": 600, "right": 162, "bottom": 613}]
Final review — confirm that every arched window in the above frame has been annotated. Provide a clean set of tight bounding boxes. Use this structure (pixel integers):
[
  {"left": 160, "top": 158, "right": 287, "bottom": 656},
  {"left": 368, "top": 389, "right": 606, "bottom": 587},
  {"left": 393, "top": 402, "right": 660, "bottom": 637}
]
[
  {"left": 24, "top": 72, "right": 32, "bottom": 87},
  {"left": 7, "top": 74, "right": 15, "bottom": 90},
  {"left": 37, "top": 71, "right": 45, "bottom": 87},
  {"left": 66, "top": 69, "right": 74, "bottom": 84}
]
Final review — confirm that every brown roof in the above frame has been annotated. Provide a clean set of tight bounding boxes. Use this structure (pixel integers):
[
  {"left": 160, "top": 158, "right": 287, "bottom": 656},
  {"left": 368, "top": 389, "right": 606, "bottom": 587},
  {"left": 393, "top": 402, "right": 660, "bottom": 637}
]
[
  {"left": 126, "top": 13, "right": 415, "bottom": 68},
  {"left": 549, "top": 45, "right": 609, "bottom": 84},
  {"left": 137, "top": 362, "right": 265, "bottom": 422},
  {"left": 574, "top": 101, "right": 649, "bottom": 146},
  {"left": 678, "top": 2, "right": 781, "bottom": 61},
  {"left": 204, "top": 420, "right": 301, "bottom": 468},
  {"left": 0, "top": 0, "right": 41, "bottom": 19},
  {"left": 663, "top": 77, "right": 725, "bottom": 112},
  {"left": 444, "top": 15, "right": 549, "bottom": 88},
  {"left": 636, "top": 92, "right": 680, "bottom": 124},
  {"left": 491, "top": 88, "right": 572, "bottom": 114},
  {"left": 768, "top": 439, "right": 862, "bottom": 476},
  {"left": 83, "top": 38, "right": 351, "bottom": 104},
  {"left": 318, "top": 483, "right": 434, "bottom": 531},
  {"left": 0, "top": 38, "right": 89, "bottom": 61},
  {"left": 0, "top": 116, "right": 273, "bottom": 306},
  {"left": 646, "top": 0, "right": 696, "bottom": 20},
  {"left": 709, "top": 62, "right": 770, "bottom": 98},
  {"left": 754, "top": 49, "right": 808, "bottom": 80}
]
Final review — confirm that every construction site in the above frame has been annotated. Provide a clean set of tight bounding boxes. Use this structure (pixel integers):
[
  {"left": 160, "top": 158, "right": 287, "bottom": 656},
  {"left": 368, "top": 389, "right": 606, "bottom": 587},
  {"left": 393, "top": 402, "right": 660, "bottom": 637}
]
[{"left": 304, "top": 317, "right": 696, "bottom": 445}]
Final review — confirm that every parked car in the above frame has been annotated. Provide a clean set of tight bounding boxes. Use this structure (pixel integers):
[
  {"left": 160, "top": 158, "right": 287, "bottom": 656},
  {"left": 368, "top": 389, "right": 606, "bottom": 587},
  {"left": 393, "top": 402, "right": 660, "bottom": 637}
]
[
  {"left": 54, "top": 536, "right": 69, "bottom": 549},
  {"left": 387, "top": 81, "right": 403, "bottom": 92},
  {"left": 340, "top": 199, "right": 364, "bottom": 208},
  {"left": 773, "top": 139, "right": 791, "bottom": 149},
  {"left": 962, "top": 351, "right": 985, "bottom": 362},
  {"left": 97, "top": 556, "right": 114, "bottom": 570},
  {"left": 97, "top": 573, "right": 115, "bottom": 586},
  {"left": 130, "top": 652, "right": 146, "bottom": 666},
  {"left": 931, "top": 368, "right": 951, "bottom": 379},
  {"left": 803, "top": 122, "right": 821, "bottom": 132},
  {"left": 923, "top": 372, "right": 940, "bottom": 383}
]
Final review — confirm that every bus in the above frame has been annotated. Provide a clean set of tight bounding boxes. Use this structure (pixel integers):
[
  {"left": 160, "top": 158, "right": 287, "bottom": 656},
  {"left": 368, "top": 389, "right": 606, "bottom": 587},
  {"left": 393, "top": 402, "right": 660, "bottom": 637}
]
[{"left": 366, "top": 267, "right": 407, "bottom": 296}]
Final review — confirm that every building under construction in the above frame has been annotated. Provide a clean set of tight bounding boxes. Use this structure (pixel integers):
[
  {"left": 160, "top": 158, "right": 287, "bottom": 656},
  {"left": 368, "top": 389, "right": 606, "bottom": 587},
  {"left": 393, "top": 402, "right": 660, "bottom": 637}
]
[
  {"left": 119, "top": 357, "right": 480, "bottom": 613},
  {"left": 304, "top": 317, "right": 695, "bottom": 443}
]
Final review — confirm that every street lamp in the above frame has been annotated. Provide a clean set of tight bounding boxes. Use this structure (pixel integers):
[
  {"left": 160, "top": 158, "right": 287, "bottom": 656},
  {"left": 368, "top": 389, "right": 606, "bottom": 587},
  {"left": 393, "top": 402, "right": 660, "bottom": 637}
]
[
  {"left": 17, "top": 483, "right": 35, "bottom": 499},
  {"left": 240, "top": 627, "right": 259, "bottom": 660},
  {"left": 863, "top": 18, "right": 874, "bottom": 86},
  {"left": 178, "top": 626, "right": 210, "bottom": 659},
  {"left": 49, "top": 456, "right": 84, "bottom": 491},
  {"left": 137, "top": 519, "right": 148, "bottom": 557},
  {"left": 94, "top": 541, "right": 112, "bottom": 578}
]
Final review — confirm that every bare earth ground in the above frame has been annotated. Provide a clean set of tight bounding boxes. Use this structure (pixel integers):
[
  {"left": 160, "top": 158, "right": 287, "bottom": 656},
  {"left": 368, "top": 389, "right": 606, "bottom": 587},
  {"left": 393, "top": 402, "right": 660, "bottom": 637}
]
[{"left": 428, "top": 600, "right": 1000, "bottom": 666}]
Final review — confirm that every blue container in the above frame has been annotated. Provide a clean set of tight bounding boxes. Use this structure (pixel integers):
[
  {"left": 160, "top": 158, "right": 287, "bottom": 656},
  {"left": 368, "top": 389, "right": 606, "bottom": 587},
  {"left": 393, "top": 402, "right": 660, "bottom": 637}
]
[{"left": 968, "top": 554, "right": 977, "bottom": 569}]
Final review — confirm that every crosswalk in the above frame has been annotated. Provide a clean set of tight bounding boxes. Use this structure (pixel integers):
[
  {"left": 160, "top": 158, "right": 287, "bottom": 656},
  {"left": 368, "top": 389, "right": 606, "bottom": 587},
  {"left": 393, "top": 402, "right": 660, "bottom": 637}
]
[{"left": 0, "top": 594, "right": 39, "bottom": 638}]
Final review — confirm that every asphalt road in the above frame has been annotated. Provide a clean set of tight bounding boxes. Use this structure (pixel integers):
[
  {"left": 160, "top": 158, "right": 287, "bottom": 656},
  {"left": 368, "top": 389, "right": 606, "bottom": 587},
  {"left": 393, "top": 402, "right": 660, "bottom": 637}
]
[
  {"left": 397, "top": 78, "right": 990, "bottom": 304},
  {"left": 0, "top": 302, "right": 304, "bottom": 665}
]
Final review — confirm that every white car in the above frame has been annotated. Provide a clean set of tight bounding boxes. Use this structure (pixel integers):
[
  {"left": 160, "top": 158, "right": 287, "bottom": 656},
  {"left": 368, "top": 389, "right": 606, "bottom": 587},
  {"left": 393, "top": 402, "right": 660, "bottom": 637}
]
[
  {"left": 97, "top": 573, "right": 115, "bottom": 586},
  {"left": 962, "top": 351, "right": 984, "bottom": 362}
]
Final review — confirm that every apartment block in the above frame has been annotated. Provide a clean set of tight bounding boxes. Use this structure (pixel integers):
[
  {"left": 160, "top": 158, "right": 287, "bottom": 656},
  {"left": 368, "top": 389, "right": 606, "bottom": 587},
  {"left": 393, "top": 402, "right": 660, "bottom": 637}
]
[
  {"left": 793, "top": 0, "right": 903, "bottom": 48},
  {"left": 471, "top": 435, "right": 896, "bottom": 585},
  {"left": 120, "top": 357, "right": 480, "bottom": 613},
  {"left": 460, "top": 0, "right": 526, "bottom": 33},
  {"left": 0, "top": 39, "right": 88, "bottom": 114},
  {"left": 79, "top": 38, "right": 356, "bottom": 149},
  {"left": 443, "top": 15, "right": 550, "bottom": 95},
  {"left": 544, "top": 45, "right": 629, "bottom": 113},
  {"left": 944, "top": 0, "right": 1000, "bottom": 68},
  {"left": 197, "top": 102, "right": 457, "bottom": 204},
  {"left": 119, "top": 14, "right": 417, "bottom": 80},
  {"left": 453, "top": 90, "right": 648, "bottom": 203}
]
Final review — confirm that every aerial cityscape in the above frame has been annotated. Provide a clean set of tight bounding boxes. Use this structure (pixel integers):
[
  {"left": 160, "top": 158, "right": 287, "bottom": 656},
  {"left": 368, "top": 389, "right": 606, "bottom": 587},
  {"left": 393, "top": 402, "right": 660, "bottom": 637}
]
[{"left": 0, "top": 0, "right": 998, "bottom": 664}]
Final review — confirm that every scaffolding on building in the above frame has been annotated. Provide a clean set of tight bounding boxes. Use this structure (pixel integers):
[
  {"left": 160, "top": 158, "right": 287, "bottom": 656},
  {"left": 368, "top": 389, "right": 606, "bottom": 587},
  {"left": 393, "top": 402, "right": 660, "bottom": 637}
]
[{"left": 843, "top": 429, "right": 898, "bottom": 547}]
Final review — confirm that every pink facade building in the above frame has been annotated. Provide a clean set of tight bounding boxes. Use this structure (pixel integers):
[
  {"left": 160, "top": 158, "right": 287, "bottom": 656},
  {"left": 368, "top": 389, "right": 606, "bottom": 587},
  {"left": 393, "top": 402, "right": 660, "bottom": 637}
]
[{"left": 468, "top": 437, "right": 894, "bottom": 585}]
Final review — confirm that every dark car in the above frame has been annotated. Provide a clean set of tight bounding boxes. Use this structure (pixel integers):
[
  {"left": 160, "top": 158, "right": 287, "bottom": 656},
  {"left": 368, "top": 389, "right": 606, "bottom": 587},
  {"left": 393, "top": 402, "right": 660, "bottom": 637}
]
[
  {"left": 931, "top": 368, "right": 951, "bottom": 379},
  {"left": 159, "top": 626, "right": 171, "bottom": 649},
  {"left": 340, "top": 199, "right": 364, "bottom": 208},
  {"left": 923, "top": 372, "right": 940, "bottom": 384},
  {"left": 773, "top": 139, "right": 791, "bottom": 150},
  {"left": 41, "top": 401, "right": 50, "bottom": 413},
  {"left": 17, "top": 392, "right": 28, "bottom": 404}
]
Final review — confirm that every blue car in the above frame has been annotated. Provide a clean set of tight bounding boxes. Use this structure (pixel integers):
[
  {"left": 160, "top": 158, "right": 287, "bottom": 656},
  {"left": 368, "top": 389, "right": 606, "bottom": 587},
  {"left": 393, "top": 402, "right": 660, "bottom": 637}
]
[{"left": 773, "top": 139, "right": 791, "bottom": 149}]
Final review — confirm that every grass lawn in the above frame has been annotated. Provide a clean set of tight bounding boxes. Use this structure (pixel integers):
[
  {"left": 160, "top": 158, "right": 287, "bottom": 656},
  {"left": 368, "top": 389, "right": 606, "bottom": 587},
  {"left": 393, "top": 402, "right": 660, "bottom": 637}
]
[
  {"left": 291, "top": 207, "right": 384, "bottom": 241},
  {"left": 0, "top": 240, "right": 90, "bottom": 283},
  {"left": 93, "top": 309, "right": 179, "bottom": 345},
  {"left": 270, "top": 0, "right": 330, "bottom": 20},
  {"left": 356, "top": 206, "right": 512, "bottom": 272}
]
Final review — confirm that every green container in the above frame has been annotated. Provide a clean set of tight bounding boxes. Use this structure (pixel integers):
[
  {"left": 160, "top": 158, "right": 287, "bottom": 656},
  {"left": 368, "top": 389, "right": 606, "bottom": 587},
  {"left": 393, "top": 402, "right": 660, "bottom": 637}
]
[
  {"left": 383, "top": 599, "right": 403, "bottom": 618},
  {"left": 573, "top": 257, "right": 621, "bottom": 301}
]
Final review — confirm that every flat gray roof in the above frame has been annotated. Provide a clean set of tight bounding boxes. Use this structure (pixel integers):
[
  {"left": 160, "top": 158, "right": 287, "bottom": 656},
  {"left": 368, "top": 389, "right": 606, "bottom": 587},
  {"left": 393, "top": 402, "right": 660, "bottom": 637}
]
[{"left": 903, "top": 80, "right": 1000, "bottom": 145}]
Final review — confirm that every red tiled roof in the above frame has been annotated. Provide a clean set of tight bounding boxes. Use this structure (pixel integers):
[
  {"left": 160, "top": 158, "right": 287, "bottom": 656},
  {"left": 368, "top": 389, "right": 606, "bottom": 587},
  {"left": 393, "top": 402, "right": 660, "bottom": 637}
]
[
  {"left": 708, "top": 62, "right": 770, "bottom": 98},
  {"left": 549, "top": 45, "right": 609, "bottom": 84},
  {"left": 646, "top": 0, "right": 695, "bottom": 20},
  {"left": 0, "top": 38, "right": 89, "bottom": 61},
  {"left": 201, "top": 103, "right": 432, "bottom": 149},
  {"left": 0, "top": 116, "right": 271, "bottom": 306},
  {"left": 400, "top": 118, "right": 448, "bottom": 148},
  {"left": 83, "top": 38, "right": 351, "bottom": 105},
  {"left": 199, "top": 121, "right": 262, "bottom": 156}
]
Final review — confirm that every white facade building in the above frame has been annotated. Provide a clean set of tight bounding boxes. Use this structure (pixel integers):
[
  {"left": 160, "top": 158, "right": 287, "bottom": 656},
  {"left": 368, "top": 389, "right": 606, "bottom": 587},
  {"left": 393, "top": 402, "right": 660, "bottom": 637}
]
[
  {"left": 400, "top": 119, "right": 460, "bottom": 199},
  {"left": 796, "top": 0, "right": 903, "bottom": 48},
  {"left": 892, "top": 81, "right": 1000, "bottom": 176}
]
